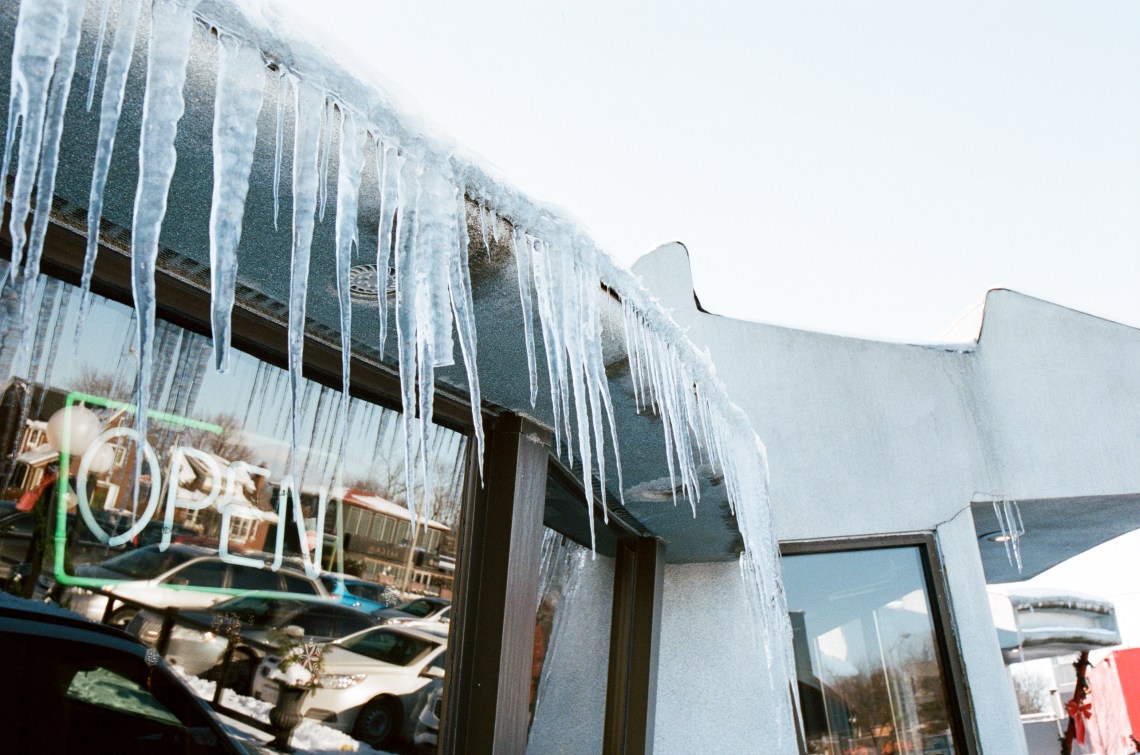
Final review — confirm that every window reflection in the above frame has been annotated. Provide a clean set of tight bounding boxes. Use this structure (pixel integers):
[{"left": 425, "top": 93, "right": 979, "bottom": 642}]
[
  {"left": 783, "top": 547, "right": 957, "bottom": 755},
  {"left": 0, "top": 277, "right": 467, "bottom": 606}
]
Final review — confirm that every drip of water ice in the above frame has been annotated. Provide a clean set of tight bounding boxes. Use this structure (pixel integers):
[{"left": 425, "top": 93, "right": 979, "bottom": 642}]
[
  {"left": 994, "top": 499, "right": 1025, "bottom": 573},
  {"left": 14, "top": 0, "right": 85, "bottom": 377},
  {"left": 272, "top": 69, "right": 286, "bottom": 231},
  {"left": 85, "top": 0, "right": 112, "bottom": 111},
  {"left": 373, "top": 138, "right": 397, "bottom": 356},
  {"left": 287, "top": 78, "right": 324, "bottom": 484},
  {"left": 479, "top": 203, "right": 491, "bottom": 258},
  {"left": 513, "top": 228, "right": 539, "bottom": 408},
  {"left": 448, "top": 186, "right": 483, "bottom": 475},
  {"left": 208, "top": 34, "right": 265, "bottom": 373},
  {"left": 2, "top": 0, "right": 70, "bottom": 287},
  {"left": 128, "top": 0, "right": 200, "bottom": 512},
  {"left": 318, "top": 95, "right": 333, "bottom": 222},
  {"left": 335, "top": 106, "right": 366, "bottom": 467},
  {"left": 77, "top": 0, "right": 143, "bottom": 341}
]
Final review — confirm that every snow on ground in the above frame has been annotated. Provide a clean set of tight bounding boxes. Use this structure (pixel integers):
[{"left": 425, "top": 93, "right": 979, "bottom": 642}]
[{"left": 172, "top": 667, "right": 392, "bottom": 755}]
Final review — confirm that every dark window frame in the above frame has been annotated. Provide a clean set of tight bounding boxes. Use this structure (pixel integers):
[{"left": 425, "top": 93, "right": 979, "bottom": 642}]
[
  {"left": 780, "top": 533, "right": 980, "bottom": 755},
  {"left": 546, "top": 459, "right": 664, "bottom": 755}
]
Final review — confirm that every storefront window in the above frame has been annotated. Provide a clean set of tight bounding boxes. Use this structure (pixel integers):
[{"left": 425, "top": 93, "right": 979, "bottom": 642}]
[
  {"left": 783, "top": 545, "right": 959, "bottom": 755},
  {"left": 0, "top": 277, "right": 468, "bottom": 610}
]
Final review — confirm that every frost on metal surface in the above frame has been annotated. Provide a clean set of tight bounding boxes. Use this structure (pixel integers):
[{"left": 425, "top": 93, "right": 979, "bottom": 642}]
[{"left": 2, "top": 1, "right": 798, "bottom": 741}]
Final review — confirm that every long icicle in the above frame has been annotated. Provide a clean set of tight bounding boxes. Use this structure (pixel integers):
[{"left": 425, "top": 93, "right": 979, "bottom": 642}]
[
  {"left": 286, "top": 78, "right": 324, "bottom": 486},
  {"left": 514, "top": 223, "right": 539, "bottom": 408},
  {"left": 448, "top": 184, "right": 483, "bottom": 476},
  {"left": 129, "top": 0, "right": 200, "bottom": 516},
  {"left": 374, "top": 139, "right": 398, "bottom": 357},
  {"left": 272, "top": 69, "right": 286, "bottom": 231},
  {"left": 77, "top": 0, "right": 143, "bottom": 340},
  {"left": 3, "top": 0, "right": 69, "bottom": 287},
  {"left": 334, "top": 106, "right": 366, "bottom": 477},
  {"left": 208, "top": 34, "right": 265, "bottom": 373},
  {"left": 393, "top": 156, "right": 423, "bottom": 527},
  {"left": 14, "top": 0, "right": 84, "bottom": 381},
  {"left": 84, "top": 0, "right": 112, "bottom": 111}
]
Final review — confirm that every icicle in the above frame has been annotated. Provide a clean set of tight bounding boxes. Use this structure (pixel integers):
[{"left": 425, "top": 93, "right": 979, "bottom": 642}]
[
  {"left": 994, "top": 499, "right": 1025, "bottom": 573},
  {"left": 478, "top": 203, "right": 492, "bottom": 258},
  {"left": 489, "top": 209, "right": 502, "bottom": 244},
  {"left": 129, "top": 0, "right": 200, "bottom": 513},
  {"left": 513, "top": 227, "right": 539, "bottom": 407},
  {"left": 374, "top": 139, "right": 398, "bottom": 357},
  {"left": 318, "top": 96, "right": 333, "bottom": 222},
  {"left": 393, "top": 156, "right": 423, "bottom": 527},
  {"left": 85, "top": 0, "right": 112, "bottom": 111},
  {"left": 16, "top": 0, "right": 85, "bottom": 376},
  {"left": 3, "top": 0, "right": 70, "bottom": 285},
  {"left": 272, "top": 70, "right": 287, "bottom": 231},
  {"left": 208, "top": 35, "right": 265, "bottom": 373},
  {"left": 334, "top": 107, "right": 366, "bottom": 470},
  {"left": 78, "top": 0, "right": 143, "bottom": 340},
  {"left": 448, "top": 186, "right": 483, "bottom": 476},
  {"left": 527, "top": 236, "right": 566, "bottom": 459},
  {"left": 287, "top": 79, "right": 324, "bottom": 485}
]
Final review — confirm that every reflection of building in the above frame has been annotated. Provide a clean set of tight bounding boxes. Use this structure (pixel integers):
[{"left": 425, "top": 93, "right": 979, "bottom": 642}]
[
  {"left": 171, "top": 451, "right": 275, "bottom": 552},
  {"left": 336, "top": 489, "right": 454, "bottom": 595},
  {"left": 0, "top": 383, "right": 131, "bottom": 507}
]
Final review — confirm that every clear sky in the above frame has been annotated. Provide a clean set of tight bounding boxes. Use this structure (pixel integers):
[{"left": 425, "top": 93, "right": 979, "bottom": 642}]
[{"left": 283, "top": 0, "right": 1140, "bottom": 343}]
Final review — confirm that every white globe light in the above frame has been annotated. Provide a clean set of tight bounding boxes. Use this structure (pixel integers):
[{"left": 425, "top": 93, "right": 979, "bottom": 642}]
[
  {"left": 45, "top": 405, "right": 102, "bottom": 457},
  {"left": 85, "top": 444, "right": 115, "bottom": 475}
]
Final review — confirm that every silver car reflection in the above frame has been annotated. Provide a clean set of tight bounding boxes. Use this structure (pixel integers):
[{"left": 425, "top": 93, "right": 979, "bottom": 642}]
[
  {"left": 250, "top": 623, "right": 446, "bottom": 749},
  {"left": 127, "top": 595, "right": 377, "bottom": 693}
]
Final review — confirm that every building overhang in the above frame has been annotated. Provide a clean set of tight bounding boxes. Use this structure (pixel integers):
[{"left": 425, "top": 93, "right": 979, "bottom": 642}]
[{"left": 0, "top": 0, "right": 754, "bottom": 564}]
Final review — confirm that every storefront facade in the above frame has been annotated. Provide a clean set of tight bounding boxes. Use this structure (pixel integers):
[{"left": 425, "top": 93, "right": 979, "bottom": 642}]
[{"left": 7, "top": 2, "right": 1139, "bottom": 754}]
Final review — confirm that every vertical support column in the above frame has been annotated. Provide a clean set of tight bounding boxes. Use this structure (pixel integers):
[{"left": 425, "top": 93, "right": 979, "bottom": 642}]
[
  {"left": 604, "top": 535, "right": 665, "bottom": 754},
  {"left": 442, "top": 414, "right": 551, "bottom": 754}
]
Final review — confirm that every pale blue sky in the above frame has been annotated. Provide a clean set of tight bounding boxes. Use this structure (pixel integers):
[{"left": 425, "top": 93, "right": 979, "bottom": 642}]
[{"left": 287, "top": 0, "right": 1140, "bottom": 342}]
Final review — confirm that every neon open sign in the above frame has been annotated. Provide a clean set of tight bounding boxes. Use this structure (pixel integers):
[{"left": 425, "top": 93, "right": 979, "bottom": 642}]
[{"left": 52, "top": 392, "right": 331, "bottom": 591}]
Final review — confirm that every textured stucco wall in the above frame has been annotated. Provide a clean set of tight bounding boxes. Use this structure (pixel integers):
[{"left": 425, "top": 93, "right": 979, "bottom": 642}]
[
  {"left": 631, "top": 242, "right": 1140, "bottom": 753},
  {"left": 527, "top": 555, "right": 614, "bottom": 754},
  {"left": 655, "top": 561, "right": 771, "bottom": 754},
  {"left": 937, "top": 509, "right": 1027, "bottom": 754}
]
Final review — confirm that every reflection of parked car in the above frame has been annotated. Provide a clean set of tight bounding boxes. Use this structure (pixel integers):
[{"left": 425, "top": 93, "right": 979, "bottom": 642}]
[
  {"left": 320, "top": 573, "right": 400, "bottom": 613},
  {"left": 373, "top": 596, "right": 451, "bottom": 627},
  {"left": 0, "top": 592, "right": 255, "bottom": 754},
  {"left": 127, "top": 595, "right": 378, "bottom": 693},
  {"left": 60, "top": 544, "right": 329, "bottom": 628},
  {"left": 414, "top": 683, "right": 443, "bottom": 754},
  {"left": 0, "top": 500, "right": 135, "bottom": 581},
  {"left": 251, "top": 624, "right": 447, "bottom": 748}
]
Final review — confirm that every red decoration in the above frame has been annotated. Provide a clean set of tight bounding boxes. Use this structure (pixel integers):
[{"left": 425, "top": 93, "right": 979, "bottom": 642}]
[
  {"left": 1067, "top": 698, "right": 1092, "bottom": 744},
  {"left": 16, "top": 471, "right": 58, "bottom": 512}
]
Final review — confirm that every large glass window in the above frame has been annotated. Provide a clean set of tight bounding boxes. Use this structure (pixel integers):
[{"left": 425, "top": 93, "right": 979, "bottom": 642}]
[
  {"left": 783, "top": 544, "right": 960, "bottom": 755},
  {"left": 0, "top": 276, "right": 467, "bottom": 618}
]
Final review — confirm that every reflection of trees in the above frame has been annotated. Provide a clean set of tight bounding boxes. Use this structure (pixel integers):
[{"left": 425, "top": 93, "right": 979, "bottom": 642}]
[
  {"left": 1013, "top": 673, "right": 1051, "bottom": 715},
  {"left": 173, "top": 413, "right": 253, "bottom": 463},
  {"left": 820, "top": 646, "right": 952, "bottom": 754}
]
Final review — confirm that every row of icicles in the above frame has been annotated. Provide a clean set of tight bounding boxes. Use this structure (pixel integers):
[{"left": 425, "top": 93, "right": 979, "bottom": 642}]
[{"left": 2, "top": 1, "right": 801, "bottom": 747}]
